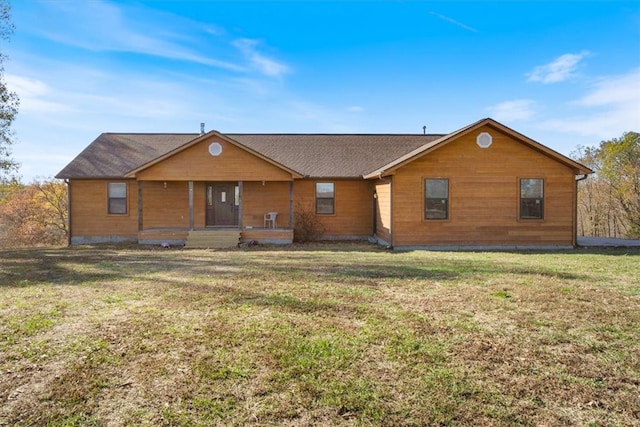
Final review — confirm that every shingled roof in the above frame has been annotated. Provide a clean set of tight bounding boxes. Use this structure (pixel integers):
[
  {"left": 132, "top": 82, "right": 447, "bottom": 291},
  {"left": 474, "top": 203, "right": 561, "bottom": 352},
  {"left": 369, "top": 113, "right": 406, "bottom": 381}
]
[
  {"left": 228, "top": 134, "right": 443, "bottom": 178},
  {"left": 56, "top": 133, "right": 198, "bottom": 179},
  {"left": 56, "top": 132, "right": 445, "bottom": 179},
  {"left": 56, "top": 118, "right": 592, "bottom": 180}
]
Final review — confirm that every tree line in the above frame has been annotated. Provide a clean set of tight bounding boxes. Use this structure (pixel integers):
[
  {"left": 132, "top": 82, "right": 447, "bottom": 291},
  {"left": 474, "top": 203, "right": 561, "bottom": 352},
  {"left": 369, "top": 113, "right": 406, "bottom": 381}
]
[
  {"left": 574, "top": 131, "right": 640, "bottom": 239},
  {"left": 0, "top": 179, "right": 68, "bottom": 247}
]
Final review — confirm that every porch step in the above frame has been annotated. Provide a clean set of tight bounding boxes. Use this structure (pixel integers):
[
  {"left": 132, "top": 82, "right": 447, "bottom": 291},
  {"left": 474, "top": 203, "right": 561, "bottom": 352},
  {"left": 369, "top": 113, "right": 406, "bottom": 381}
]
[{"left": 185, "top": 230, "right": 240, "bottom": 249}]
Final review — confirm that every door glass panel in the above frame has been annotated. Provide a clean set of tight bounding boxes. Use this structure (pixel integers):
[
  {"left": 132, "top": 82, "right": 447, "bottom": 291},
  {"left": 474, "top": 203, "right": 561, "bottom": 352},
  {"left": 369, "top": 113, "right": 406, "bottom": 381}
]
[
  {"left": 207, "top": 186, "right": 213, "bottom": 206},
  {"left": 221, "top": 191, "right": 226, "bottom": 203}
]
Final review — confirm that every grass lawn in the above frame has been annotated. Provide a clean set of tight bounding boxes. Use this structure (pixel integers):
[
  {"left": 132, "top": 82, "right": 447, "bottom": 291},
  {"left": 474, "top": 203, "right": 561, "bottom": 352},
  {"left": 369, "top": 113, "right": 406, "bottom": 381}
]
[{"left": 1, "top": 242, "right": 639, "bottom": 426}]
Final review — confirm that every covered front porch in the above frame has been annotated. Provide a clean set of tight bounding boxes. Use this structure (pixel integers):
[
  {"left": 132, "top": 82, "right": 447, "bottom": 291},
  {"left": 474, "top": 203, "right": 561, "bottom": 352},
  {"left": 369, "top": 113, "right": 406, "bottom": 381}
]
[{"left": 135, "top": 180, "right": 295, "bottom": 247}]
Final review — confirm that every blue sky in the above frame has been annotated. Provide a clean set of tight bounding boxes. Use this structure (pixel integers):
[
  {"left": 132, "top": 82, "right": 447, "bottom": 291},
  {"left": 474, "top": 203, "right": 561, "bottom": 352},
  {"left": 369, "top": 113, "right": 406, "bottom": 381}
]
[{"left": 5, "top": 0, "right": 640, "bottom": 181}]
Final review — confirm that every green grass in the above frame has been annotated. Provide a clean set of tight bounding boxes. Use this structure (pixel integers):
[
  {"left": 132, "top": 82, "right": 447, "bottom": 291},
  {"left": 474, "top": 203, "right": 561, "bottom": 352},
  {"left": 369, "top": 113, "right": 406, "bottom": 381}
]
[{"left": 1, "top": 242, "right": 639, "bottom": 425}]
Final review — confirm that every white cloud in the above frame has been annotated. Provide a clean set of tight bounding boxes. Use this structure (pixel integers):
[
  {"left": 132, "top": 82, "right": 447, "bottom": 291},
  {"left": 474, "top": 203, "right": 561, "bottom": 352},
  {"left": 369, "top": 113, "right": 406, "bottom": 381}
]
[
  {"left": 233, "top": 38, "right": 290, "bottom": 78},
  {"left": 5, "top": 74, "right": 71, "bottom": 113},
  {"left": 29, "top": 0, "right": 244, "bottom": 72},
  {"left": 5, "top": 74, "right": 48, "bottom": 97},
  {"left": 429, "top": 11, "right": 478, "bottom": 33},
  {"left": 347, "top": 106, "right": 364, "bottom": 113},
  {"left": 487, "top": 99, "right": 536, "bottom": 122},
  {"left": 575, "top": 68, "right": 640, "bottom": 107},
  {"left": 541, "top": 68, "right": 640, "bottom": 138},
  {"left": 527, "top": 51, "right": 590, "bottom": 84}
]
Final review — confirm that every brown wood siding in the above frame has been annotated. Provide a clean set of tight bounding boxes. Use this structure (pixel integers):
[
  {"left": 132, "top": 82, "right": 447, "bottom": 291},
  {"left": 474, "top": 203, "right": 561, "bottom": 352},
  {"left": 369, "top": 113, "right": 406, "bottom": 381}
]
[
  {"left": 193, "top": 182, "right": 206, "bottom": 228},
  {"left": 69, "top": 179, "right": 138, "bottom": 238},
  {"left": 136, "top": 136, "right": 293, "bottom": 181},
  {"left": 241, "top": 229, "right": 293, "bottom": 243},
  {"left": 392, "top": 126, "right": 577, "bottom": 247},
  {"left": 138, "top": 229, "right": 188, "bottom": 242},
  {"left": 242, "top": 181, "right": 291, "bottom": 228},
  {"left": 294, "top": 179, "right": 374, "bottom": 237},
  {"left": 141, "top": 181, "right": 190, "bottom": 229},
  {"left": 374, "top": 180, "right": 391, "bottom": 244}
]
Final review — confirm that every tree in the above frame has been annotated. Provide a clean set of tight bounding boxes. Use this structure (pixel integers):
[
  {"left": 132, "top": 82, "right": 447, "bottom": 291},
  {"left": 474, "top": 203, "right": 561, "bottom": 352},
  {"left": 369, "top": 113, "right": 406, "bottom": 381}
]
[
  {"left": 574, "top": 132, "right": 640, "bottom": 239},
  {"left": 0, "top": 179, "right": 68, "bottom": 247},
  {"left": 0, "top": 0, "right": 19, "bottom": 181},
  {"left": 598, "top": 132, "right": 640, "bottom": 237}
]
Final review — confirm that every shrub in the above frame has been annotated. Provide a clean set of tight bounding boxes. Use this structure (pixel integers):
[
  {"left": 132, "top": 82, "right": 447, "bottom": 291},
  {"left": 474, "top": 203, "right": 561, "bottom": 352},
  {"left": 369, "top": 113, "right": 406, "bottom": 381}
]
[{"left": 293, "top": 202, "right": 325, "bottom": 243}]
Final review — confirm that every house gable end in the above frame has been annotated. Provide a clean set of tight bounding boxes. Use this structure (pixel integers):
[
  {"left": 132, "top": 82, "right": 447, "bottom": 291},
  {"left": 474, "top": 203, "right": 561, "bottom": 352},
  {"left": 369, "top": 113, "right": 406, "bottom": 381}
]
[
  {"left": 130, "top": 132, "right": 300, "bottom": 181},
  {"left": 363, "top": 118, "right": 592, "bottom": 178}
]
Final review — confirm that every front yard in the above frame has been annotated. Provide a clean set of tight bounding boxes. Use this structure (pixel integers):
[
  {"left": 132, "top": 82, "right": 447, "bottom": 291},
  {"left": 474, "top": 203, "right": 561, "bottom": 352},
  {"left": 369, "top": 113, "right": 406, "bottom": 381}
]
[{"left": 1, "top": 243, "right": 638, "bottom": 425}]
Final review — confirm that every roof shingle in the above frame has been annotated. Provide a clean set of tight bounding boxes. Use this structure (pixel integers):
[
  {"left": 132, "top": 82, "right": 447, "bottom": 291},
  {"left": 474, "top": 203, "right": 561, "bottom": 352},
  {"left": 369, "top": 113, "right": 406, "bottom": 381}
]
[
  {"left": 56, "top": 134, "right": 198, "bottom": 178},
  {"left": 56, "top": 133, "right": 444, "bottom": 179},
  {"left": 229, "top": 134, "right": 444, "bottom": 178}
]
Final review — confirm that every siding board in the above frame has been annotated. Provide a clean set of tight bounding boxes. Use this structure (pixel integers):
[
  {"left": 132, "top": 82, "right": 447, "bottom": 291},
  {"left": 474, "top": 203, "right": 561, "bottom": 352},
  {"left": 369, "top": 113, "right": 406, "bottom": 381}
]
[
  {"left": 69, "top": 179, "right": 138, "bottom": 241},
  {"left": 294, "top": 179, "right": 374, "bottom": 238},
  {"left": 391, "top": 125, "right": 577, "bottom": 247},
  {"left": 136, "top": 136, "right": 293, "bottom": 181},
  {"left": 242, "top": 181, "right": 291, "bottom": 228}
]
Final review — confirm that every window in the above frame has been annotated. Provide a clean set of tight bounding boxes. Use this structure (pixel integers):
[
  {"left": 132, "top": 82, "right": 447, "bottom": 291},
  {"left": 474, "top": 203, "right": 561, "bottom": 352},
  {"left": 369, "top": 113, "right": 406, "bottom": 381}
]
[
  {"left": 520, "top": 178, "right": 544, "bottom": 219},
  {"left": 316, "top": 182, "right": 335, "bottom": 214},
  {"left": 108, "top": 182, "right": 127, "bottom": 214},
  {"left": 425, "top": 178, "right": 449, "bottom": 220}
]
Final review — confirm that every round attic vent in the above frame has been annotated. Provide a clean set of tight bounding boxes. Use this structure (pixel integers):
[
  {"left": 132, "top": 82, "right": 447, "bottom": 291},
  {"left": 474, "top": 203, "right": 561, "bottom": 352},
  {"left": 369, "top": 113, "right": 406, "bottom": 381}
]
[
  {"left": 208, "top": 142, "right": 223, "bottom": 156},
  {"left": 476, "top": 132, "right": 492, "bottom": 148}
]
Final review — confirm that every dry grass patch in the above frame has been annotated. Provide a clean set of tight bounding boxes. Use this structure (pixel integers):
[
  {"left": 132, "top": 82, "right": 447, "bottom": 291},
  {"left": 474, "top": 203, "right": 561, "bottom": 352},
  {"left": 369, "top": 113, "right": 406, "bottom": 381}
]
[{"left": 1, "top": 243, "right": 638, "bottom": 425}]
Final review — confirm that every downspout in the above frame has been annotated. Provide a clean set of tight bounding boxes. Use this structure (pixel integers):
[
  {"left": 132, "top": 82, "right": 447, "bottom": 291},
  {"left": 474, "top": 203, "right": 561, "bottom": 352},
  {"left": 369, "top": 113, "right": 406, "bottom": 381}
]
[
  {"left": 65, "top": 179, "right": 71, "bottom": 246},
  {"left": 574, "top": 174, "right": 588, "bottom": 246}
]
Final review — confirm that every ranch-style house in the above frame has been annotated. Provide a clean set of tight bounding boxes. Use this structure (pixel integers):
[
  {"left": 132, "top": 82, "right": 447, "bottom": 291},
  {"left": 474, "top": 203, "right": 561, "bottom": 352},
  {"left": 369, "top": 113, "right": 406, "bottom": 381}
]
[{"left": 56, "top": 118, "right": 592, "bottom": 249}]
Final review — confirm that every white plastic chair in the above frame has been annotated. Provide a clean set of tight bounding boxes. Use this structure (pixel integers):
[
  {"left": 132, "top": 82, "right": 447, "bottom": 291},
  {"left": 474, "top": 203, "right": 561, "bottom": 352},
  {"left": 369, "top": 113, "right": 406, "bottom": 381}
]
[{"left": 264, "top": 212, "right": 278, "bottom": 228}]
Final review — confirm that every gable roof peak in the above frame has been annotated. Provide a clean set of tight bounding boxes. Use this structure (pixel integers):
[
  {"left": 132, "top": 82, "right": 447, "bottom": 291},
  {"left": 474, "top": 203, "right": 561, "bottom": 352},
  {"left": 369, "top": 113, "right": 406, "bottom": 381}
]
[{"left": 363, "top": 117, "right": 592, "bottom": 178}]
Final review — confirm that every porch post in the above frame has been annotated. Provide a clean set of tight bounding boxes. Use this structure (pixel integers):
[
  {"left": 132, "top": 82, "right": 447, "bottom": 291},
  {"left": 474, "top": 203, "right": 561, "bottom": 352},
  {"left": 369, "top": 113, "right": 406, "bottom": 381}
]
[
  {"left": 137, "top": 181, "right": 143, "bottom": 232},
  {"left": 238, "top": 181, "right": 243, "bottom": 228},
  {"left": 188, "top": 181, "right": 194, "bottom": 230},
  {"left": 289, "top": 181, "right": 294, "bottom": 228}
]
